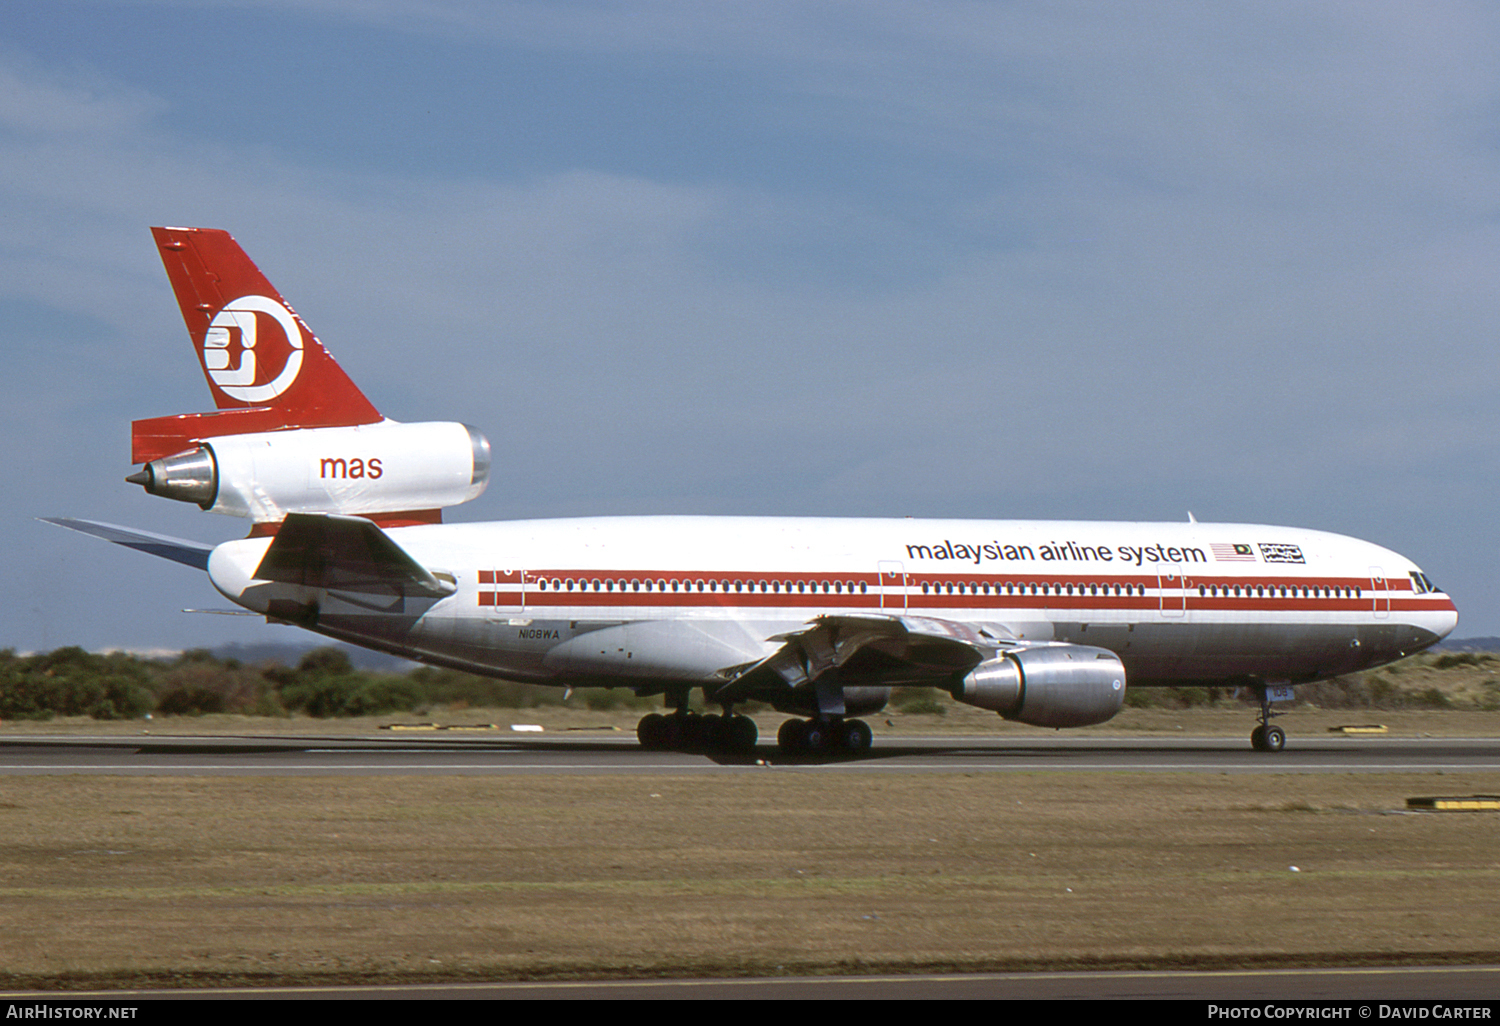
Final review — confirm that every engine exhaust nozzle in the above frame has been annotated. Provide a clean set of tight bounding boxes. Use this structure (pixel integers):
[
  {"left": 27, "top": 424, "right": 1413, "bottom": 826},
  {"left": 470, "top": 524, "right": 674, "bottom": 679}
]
[{"left": 128, "top": 446, "right": 218, "bottom": 508}]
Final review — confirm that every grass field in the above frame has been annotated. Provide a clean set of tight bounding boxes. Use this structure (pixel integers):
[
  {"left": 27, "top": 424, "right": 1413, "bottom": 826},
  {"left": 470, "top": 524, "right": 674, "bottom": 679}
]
[{"left": 1, "top": 723, "right": 1498, "bottom": 989}]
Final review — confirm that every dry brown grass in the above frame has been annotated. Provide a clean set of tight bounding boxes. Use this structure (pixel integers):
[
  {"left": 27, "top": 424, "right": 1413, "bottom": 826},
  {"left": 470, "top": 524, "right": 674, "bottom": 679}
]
[{"left": 2, "top": 770, "right": 1499, "bottom": 989}]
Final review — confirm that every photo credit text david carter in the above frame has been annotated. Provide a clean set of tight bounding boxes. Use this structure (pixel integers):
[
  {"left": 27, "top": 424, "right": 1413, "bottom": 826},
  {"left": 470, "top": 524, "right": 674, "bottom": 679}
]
[{"left": 1209, "top": 1008, "right": 1492, "bottom": 1020}]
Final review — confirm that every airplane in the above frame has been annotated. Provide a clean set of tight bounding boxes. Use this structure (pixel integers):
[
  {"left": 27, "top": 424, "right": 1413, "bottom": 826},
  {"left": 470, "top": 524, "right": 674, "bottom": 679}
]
[{"left": 46, "top": 227, "right": 1459, "bottom": 756}]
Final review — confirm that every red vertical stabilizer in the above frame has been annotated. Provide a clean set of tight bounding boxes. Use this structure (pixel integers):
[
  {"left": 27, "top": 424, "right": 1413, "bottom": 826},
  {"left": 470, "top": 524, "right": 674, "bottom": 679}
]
[{"left": 132, "top": 227, "right": 382, "bottom": 463}]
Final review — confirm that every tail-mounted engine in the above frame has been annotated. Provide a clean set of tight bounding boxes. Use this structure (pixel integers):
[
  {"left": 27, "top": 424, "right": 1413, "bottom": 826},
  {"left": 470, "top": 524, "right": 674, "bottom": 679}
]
[
  {"left": 128, "top": 420, "right": 490, "bottom": 523},
  {"left": 953, "top": 644, "right": 1126, "bottom": 727}
]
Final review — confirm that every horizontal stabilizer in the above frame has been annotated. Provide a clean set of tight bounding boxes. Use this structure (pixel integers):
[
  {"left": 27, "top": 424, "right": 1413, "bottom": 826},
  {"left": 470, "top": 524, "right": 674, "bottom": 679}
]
[
  {"left": 39, "top": 517, "right": 213, "bottom": 571},
  {"left": 252, "top": 513, "right": 455, "bottom": 598}
]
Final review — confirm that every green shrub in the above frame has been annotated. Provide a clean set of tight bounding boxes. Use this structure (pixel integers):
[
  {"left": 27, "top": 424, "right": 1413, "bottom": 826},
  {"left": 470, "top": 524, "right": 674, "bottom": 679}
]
[
  {"left": 0, "top": 647, "right": 155, "bottom": 720},
  {"left": 279, "top": 675, "right": 426, "bottom": 718},
  {"left": 892, "top": 687, "right": 947, "bottom": 715},
  {"left": 156, "top": 686, "right": 228, "bottom": 716}
]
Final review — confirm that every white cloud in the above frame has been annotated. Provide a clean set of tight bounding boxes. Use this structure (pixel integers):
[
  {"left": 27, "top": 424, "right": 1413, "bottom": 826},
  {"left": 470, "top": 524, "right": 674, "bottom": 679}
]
[
  {"left": 6, "top": 4, "right": 1500, "bottom": 643},
  {"left": 0, "top": 54, "right": 163, "bottom": 136}
]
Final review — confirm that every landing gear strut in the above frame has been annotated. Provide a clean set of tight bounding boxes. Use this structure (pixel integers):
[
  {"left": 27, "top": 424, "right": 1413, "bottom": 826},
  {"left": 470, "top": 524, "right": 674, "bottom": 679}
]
[{"left": 1249, "top": 683, "right": 1287, "bottom": 753}]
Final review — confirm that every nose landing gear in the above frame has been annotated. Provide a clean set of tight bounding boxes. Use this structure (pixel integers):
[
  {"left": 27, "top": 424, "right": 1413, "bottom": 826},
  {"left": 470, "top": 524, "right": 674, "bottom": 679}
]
[{"left": 1249, "top": 682, "right": 1291, "bottom": 752}]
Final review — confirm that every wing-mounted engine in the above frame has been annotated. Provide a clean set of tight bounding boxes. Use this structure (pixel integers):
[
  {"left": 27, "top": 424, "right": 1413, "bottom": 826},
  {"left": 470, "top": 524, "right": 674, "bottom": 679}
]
[
  {"left": 128, "top": 420, "right": 490, "bottom": 523},
  {"left": 953, "top": 644, "right": 1126, "bottom": 727}
]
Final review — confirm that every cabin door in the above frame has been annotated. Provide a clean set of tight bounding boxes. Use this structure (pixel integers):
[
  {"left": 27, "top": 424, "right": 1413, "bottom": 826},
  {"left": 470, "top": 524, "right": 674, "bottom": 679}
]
[
  {"left": 1369, "top": 567, "right": 1390, "bottom": 619},
  {"left": 479, "top": 566, "right": 526, "bottom": 616},
  {"left": 878, "top": 561, "right": 907, "bottom": 611},
  {"left": 1158, "top": 569, "right": 1186, "bottom": 617}
]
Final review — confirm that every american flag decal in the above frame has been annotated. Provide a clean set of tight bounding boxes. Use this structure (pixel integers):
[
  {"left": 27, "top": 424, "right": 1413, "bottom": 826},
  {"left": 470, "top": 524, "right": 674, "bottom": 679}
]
[{"left": 1211, "top": 543, "right": 1256, "bottom": 562}]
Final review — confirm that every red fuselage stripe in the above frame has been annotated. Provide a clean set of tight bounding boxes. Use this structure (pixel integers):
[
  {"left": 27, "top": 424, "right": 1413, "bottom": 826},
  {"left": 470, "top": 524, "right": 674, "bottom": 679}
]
[{"left": 471, "top": 568, "right": 1454, "bottom": 614}]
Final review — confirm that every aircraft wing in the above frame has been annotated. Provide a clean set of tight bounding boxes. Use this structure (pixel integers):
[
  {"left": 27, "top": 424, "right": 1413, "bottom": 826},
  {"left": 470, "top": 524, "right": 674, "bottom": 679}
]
[
  {"left": 714, "top": 614, "right": 1008, "bottom": 703},
  {"left": 252, "top": 512, "right": 456, "bottom": 598},
  {"left": 39, "top": 517, "right": 214, "bottom": 571}
]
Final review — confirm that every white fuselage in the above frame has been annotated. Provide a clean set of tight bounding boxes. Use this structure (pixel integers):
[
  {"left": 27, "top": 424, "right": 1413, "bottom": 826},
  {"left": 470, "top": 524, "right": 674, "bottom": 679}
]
[{"left": 207, "top": 515, "right": 1458, "bottom": 692}]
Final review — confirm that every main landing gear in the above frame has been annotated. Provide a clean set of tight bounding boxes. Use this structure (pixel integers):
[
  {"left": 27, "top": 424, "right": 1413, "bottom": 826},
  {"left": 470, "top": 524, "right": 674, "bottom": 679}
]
[
  {"left": 776, "top": 717, "right": 873, "bottom": 756},
  {"left": 634, "top": 709, "right": 875, "bottom": 757},
  {"left": 636, "top": 710, "right": 758, "bottom": 754},
  {"left": 1249, "top": 683, "right": 1287, "bottom": 753}
]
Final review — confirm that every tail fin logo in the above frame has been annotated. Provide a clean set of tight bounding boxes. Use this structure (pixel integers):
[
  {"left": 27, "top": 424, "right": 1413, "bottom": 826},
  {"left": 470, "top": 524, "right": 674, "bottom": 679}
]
[{"left": 204, "top": 295, "right": 304, "bottom": 403}]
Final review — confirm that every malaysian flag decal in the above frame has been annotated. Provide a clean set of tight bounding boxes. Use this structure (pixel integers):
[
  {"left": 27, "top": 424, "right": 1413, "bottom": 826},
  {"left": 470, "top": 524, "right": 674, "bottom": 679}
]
[{"left": 1211, "top": 543, "right": 1256, "bottom": 562}]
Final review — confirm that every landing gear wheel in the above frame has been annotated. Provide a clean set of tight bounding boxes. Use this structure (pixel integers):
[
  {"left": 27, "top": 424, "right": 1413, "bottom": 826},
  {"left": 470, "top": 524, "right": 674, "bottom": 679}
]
[
  {"left": 839, "top": 719, "right": 873, "bottom": 753},
  {"left": 695, "top": 713, "right": 722, "bottom": 751},
  {"left": 726, "top": 714, "right": 758, "bottom": 753},
  {"left": 801, "top": 720, "right": 829, "bottom": 754},
  {"left": 637, "top": 713, "right": 667, "bottom": 750},
  {"left": 1261, "top": 725, "right": 1285, "bottom": 753},
  {"left": 1250, "top": 723, "right": 1286, "bottom": 753},
  {"left": 777, "top": 718, "right": 807, "bottom": 753}
]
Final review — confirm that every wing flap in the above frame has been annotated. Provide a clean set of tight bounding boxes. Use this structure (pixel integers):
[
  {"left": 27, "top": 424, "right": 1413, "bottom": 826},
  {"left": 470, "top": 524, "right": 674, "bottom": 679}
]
[
  {"left": 252, "top": 512, "right": 455, "bottom": 598},
  {"left": 715, "top": 614, "right": 1003, "bottom": 703}
]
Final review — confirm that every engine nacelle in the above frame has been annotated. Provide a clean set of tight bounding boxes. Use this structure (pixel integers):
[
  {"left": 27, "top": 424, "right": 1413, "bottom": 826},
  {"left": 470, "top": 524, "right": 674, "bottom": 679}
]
[
  {"left": 953, "top": 645, "right": 1126, "bottom": 728},
  {"left": 128, "top": 420, "right": 490, "bottom": 522}
]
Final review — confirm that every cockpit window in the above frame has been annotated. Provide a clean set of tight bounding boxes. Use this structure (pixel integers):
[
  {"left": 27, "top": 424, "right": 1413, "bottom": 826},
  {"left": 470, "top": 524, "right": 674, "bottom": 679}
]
[{"left": 1410, "top": 571, "right": 1444, "bottom": 594}]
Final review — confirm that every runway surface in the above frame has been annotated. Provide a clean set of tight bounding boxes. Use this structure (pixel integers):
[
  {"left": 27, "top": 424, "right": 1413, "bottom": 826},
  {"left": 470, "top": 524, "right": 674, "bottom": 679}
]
[
  {"left": 7, "top": 965, "right": 1500, "bottom": 999},
  {"left": 1, "top": 731, "right": 1496, "bottom": 775}
]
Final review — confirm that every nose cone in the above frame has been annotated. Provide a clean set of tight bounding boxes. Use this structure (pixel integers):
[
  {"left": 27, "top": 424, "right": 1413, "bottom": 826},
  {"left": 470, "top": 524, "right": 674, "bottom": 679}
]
[
  {"left": 1434, "top": 601, "right": 1459, "bottom": 642},
  {"left": 1405, "top": 597, "right": 1459, "bottom": 654}
]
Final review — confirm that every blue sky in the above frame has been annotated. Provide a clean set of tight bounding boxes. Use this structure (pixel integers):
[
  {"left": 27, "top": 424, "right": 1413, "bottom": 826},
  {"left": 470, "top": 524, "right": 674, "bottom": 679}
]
[{"left": 5, "top": 0, "right": 1500, "bottom": 651}]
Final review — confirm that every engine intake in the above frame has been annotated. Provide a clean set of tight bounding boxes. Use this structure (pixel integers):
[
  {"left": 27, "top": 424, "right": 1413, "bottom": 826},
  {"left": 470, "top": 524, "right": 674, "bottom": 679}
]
[
  {"left": 128, "top": 421, "right": 490, "bottom": 522},
  {"left": 953, "top": 644, "right": 1126, "bottom": 727}
]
